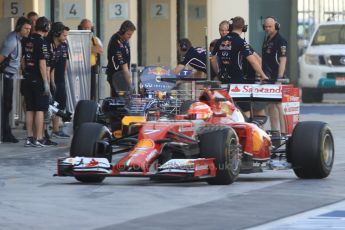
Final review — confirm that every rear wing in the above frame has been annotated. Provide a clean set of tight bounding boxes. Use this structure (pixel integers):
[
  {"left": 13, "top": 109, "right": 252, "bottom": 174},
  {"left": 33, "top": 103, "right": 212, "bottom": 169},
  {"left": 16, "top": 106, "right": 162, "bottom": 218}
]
[{"left": 228, "top": 84, "right": 300, "bottom": 134}]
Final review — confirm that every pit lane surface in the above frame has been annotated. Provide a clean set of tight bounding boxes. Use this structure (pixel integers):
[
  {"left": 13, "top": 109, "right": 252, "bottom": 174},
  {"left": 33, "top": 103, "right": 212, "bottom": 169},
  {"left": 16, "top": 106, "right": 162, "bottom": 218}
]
[{"left": 0, "top": 104, "right": 344, "bottom": 230}]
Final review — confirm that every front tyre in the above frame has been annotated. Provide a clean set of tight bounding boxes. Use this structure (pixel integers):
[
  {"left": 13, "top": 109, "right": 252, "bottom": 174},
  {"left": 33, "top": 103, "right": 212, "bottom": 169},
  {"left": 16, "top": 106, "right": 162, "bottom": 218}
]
[
  {"left": 73, "top": 100, "right": 98, "bottom": 131},
  {"left": 287, "top": 121, "right": 334, "bottom": 179},
  {"left": 198, "top": 126, "right": 241, "bottom": 185},
  {"left": 70, "top": 123, "right": 111, "bottom": 183}
]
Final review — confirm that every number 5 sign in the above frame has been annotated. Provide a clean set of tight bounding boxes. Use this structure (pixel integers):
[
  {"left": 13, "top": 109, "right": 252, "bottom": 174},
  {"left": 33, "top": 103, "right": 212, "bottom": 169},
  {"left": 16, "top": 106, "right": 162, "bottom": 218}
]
[{"left": 4, "top": 0, "right": 24, "bottom": 18}]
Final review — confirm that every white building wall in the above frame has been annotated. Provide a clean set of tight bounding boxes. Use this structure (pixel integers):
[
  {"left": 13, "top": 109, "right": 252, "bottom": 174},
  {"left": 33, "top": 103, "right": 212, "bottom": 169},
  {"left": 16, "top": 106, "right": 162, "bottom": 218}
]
[{"left": 207, "top": 0, "right": 249, "bottom": 41}]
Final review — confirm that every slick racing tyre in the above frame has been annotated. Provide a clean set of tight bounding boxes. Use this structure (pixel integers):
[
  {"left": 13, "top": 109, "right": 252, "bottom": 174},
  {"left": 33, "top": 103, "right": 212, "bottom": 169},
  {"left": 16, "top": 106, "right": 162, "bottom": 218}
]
[
  {"left": 73, "top": 100, "right": 98, "bottom": 131},
  {"left": 287, "top": 121, "right": 334, "bottom": 179},
  {"left": 70, "top": 123, "right": 112, "bottom": 183},
  {"left": 198, "top": 126, "right": 241, "bottom": 185}
]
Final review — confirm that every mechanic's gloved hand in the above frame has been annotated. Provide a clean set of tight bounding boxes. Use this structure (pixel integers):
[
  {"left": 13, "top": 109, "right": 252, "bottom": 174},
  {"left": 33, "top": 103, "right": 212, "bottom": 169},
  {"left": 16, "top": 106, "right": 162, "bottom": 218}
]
[
  {"left": 43, "top": 80, "right": 50, "bottom": 95},
  {"left": 51, "top": 80, "right": 56, "bottom": 92},
  {"left": 48, "top": 91, "right": 53, "bottom": 102}
]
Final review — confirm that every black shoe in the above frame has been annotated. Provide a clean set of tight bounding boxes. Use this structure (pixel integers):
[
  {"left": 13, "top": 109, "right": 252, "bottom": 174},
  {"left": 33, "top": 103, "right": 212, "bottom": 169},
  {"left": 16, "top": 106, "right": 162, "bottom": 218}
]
[
  {"left": 43, "top": 137, "right": 58, "bottom": 146},
  {"left": 2, "top": 136, "right": 19, "bottom": 143},
  {"left": 44, "top": 129, "right": 51, "bottom": 139},
  {"left": 24, "top": 137, "right": 36, "bottom": 147}
]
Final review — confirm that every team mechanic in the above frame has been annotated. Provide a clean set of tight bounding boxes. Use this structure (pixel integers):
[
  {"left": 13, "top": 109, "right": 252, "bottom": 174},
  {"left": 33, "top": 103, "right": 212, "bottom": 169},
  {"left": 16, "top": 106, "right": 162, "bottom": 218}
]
[
  {"left": 262, "top": 16, "right": 288, "bottom": 134},
  {"left": 22, "top": 16, "right": 51, "bottom": 147},
  {"left": 106, "top": 20, "right": 136, "bottom": 97},
  {"left": 0, "top": 16, "right": 31, "bottom": 143},
  {"left": 173, "top": 38, "right": 207, "bottom": 76},
  {"left": 49, "top": 22, "right": 70, "bottom": 138},
  {"left": 211, "top": 16, "right": 268, "bottom": 118},
  {"left": 242, "top": 44, "right": 267, "bottom": 117}
]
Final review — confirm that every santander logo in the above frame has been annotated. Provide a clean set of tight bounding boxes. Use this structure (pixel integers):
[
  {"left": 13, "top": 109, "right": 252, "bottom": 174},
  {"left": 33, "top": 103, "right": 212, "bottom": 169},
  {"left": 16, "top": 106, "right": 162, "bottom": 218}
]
[
  {"left": 230, "top": 84, "right": 282, "bottom": 94},
  {"left": 229, "top": 84, "right": 283, "bottom": 99},
  {"left": 241, "top": 85, "right": 282, "bottom": 93}
]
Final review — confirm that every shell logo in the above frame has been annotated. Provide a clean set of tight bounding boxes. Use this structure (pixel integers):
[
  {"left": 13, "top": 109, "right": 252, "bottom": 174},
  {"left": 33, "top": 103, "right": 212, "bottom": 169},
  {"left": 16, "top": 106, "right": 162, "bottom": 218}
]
[{"left": 137, "top": 139, "right": 155, "bottom": 148}]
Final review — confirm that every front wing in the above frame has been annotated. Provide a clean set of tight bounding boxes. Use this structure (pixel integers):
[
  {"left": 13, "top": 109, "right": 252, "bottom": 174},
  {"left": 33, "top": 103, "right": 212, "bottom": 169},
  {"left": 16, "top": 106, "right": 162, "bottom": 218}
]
[{"left": 56, "top": 157, "right": 216, "bottom": 180}]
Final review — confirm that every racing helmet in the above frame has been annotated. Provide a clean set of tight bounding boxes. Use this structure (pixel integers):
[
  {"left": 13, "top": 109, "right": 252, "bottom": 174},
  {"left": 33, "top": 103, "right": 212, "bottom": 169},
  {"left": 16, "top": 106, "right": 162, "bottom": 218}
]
[{"left": 187, "top": 102, "right": 213, "bottom": 120}]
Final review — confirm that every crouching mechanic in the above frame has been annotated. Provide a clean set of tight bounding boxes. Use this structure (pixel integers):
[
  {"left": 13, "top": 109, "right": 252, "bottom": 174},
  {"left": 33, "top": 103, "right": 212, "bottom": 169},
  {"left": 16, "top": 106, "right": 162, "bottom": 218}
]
[{"left": 173, "top": 38, "right": 208, "bottom": 77}]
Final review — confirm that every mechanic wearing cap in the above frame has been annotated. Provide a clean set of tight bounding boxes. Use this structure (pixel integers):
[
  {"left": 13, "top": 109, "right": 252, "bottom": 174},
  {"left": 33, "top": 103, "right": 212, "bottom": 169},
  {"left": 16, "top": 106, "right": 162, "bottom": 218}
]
[
  {"left": 173, "top": 38, "right": 207, "bottom": 77},
  {"left": 48, "top": 22, "right": 70, "bottom": 139},
  {"left": 106, "top": 20, "right": 136, "bottom": 97},
  {"left": 22, "top": 16, "right": 51, "bottom": 147},
  {"left": 262, "top": 16, "right": 288, "bottom": 134},
  {"left": 211, "top": 16, "right": 268, "bottom": 118}
]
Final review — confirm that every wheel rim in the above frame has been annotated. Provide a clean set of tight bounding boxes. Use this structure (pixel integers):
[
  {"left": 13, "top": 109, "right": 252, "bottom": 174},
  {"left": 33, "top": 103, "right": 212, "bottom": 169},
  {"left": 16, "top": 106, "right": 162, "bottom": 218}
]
[
  {"left": 226, "top": 137, "right": 240, "bottom": 173},
  {"left": 322, "top": 133, "right": 334, "bottom": 168}
]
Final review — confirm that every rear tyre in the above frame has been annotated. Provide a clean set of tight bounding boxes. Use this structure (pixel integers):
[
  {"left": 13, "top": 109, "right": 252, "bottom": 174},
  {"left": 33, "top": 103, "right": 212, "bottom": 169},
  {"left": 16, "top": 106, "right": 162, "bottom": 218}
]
[
  {"left": 198, "top": 126, "right": 241, "bottom": 185},
  {"left": 287, "top": 121, "right": 334, "bottom": 179},
  {"left": 70, "top": 123, "right": 111, "bottom": 183},
  {"left": 301, "top": 88, "right": 323, "bottom": 103},
  {"left": 73, "top": 100, "right": 98, "bottom": 131}
]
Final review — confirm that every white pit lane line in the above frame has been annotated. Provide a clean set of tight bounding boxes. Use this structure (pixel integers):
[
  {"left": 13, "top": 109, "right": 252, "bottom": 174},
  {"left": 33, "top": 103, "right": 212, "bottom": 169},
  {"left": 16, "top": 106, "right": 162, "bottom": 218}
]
[{"left": 247, "top": 199, "right": 345, "bottom": 230}]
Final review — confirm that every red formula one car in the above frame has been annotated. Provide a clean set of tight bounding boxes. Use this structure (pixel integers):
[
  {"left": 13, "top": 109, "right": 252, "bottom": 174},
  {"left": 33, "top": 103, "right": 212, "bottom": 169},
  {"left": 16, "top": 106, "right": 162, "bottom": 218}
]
[{"left": 56, "top": 81, "right": 334, "bottom": 185}]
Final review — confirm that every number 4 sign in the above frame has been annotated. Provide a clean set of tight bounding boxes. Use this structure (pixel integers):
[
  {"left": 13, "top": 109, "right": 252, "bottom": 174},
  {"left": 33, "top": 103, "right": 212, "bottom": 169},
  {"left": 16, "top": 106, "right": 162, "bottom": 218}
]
[{"left": 64, "top": 2, "right": 84, "bottom": 19}]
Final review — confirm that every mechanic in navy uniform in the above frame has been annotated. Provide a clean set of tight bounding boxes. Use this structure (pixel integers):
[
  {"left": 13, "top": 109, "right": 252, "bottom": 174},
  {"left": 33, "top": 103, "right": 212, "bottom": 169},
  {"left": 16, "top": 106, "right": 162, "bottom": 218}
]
[
  {"left": 22, "top": 16, "right": 51, "bottom": 147},
  {"left": 218, "top": 20, "right": 230, "bottom": 37},
  {"left": 0, "top": 17, "right": 31, "bottom": 143},
  {"left": 48, "top": 22, "right": 70, "bottom": 139},
  {"left": 208, "top": 20, "right": 230, "bottom": 80},
  {"left": 211, "top": 16, "right": 268, "bottom": 118},
  {"left": 173, "top": 38, "right": 207, "bottom": 77},
  {"left": 242, "top": 44, "right": 267, "bottom": 118},
  {"left": 106, "top": 20, "right": 136, "bottom": 97},
  {"left": 262, "top": 16, "right": 288, "bottom": 134}
]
